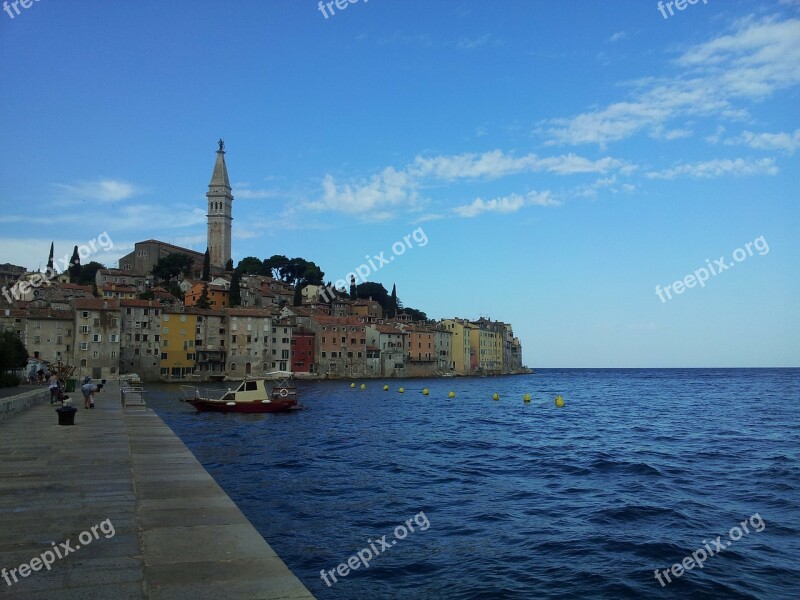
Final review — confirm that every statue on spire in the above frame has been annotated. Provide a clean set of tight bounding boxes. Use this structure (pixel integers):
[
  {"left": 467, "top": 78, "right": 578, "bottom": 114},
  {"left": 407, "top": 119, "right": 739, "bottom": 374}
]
[{"left": 217, "top": 138, "right": 225, "bottom": 153}]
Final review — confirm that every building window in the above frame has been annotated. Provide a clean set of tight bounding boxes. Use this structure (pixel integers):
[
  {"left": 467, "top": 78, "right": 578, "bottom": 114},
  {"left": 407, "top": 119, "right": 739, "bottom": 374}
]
[
  {"left": 161, "top": 353, "right": 167, "bottom": 360},
  {"left": 92, "top": 351, "right": 99, "bottom": 359},
  {"left": 80, "top": 342, "right": 89, "bottom": 351},
  {"left": 93, "top": 334, "right": 102, "bottom": 342}
]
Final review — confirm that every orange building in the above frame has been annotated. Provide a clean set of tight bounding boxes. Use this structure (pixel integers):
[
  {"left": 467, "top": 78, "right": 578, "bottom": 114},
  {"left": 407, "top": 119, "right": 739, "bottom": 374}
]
[{"left": 184, "top": 282, "right": 229, "bottom": 309}]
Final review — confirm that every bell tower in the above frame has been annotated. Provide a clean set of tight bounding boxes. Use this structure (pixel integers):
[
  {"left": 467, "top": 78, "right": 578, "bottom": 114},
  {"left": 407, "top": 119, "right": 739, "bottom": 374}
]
[{"left": 206, "top": 139, "right": 233, "bottom": 270}]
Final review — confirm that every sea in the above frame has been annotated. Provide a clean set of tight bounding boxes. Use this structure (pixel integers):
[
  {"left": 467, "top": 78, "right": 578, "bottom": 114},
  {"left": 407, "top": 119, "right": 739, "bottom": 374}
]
[{"left": 144, "top": 369, "right": 800, "bottom": 599}]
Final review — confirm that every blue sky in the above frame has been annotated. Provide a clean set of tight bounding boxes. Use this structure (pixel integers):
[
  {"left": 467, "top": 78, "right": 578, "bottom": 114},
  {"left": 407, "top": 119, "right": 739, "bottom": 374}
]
[{"left": 1, "top": 0, "right": 798, "bottom": 367}]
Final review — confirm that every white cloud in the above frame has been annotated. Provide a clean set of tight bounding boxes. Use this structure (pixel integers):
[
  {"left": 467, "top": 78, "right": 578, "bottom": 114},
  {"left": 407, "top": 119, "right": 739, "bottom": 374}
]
[
  {"left": 645, "top": 158, "right": 779, "bottom": 179},
  {"left": 722, "top": 129, "right": 800, "bottom": 154},
  {"left": 54, "top": 178, "right": 140, "bottom": 202},
  {"left": 411, "top": 150, "right": 633, "bottom": 179},
  {"left": 541, "top": 17, "right": 800, "bottom": 147},
  {"left": 453, "top": 191, "right": 558, "bottom": 218},
  {"left": 234, "top": 188, "right": 275, "bottom": 199},
  {"left": 306, "top": 150, "right": 625, "bottom": 220},
  {"left": 608, "top": 31, "right": 627, "bottom": 43},
  {"left": 306, "top": 167, "right": 419, "bottom": 219},
  {"left": 457, "top": 33, "right": 493, "bottom": 50}
]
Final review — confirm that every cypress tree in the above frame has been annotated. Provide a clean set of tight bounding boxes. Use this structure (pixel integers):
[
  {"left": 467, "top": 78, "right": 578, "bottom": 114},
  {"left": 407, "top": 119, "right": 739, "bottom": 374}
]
[
  {"left": 229, "top": 271, "right": 241, "bottom": 306},
  {"left": 69, "top": 246, "right": 80, "bottom": 283},
  {"left": 202, "top": 248, "right": 211, "bottom": 281}
]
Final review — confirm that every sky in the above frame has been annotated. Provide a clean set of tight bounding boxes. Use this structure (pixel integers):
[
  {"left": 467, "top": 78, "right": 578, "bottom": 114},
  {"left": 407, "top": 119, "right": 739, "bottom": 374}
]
[{"left": 1, "top": 0, "right": 798, "bottom": 367}]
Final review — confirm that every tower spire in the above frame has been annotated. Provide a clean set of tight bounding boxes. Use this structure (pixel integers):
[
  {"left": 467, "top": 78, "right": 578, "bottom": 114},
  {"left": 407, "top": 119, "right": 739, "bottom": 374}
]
[{"left": 206, "top": 139, "right": 233, "bottom": 270}]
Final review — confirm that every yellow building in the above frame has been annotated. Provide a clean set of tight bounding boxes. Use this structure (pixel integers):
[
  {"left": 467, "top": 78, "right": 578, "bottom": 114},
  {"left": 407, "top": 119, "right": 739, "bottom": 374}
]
[
  {"left": 442, "top": 319, "right": 474, "bottom": 375},
  {"left": 160, "top": 310, "right": 197, "bottom": 379},
  {"left": 470, "top": 320, "right": 503, "bottom": 374}
]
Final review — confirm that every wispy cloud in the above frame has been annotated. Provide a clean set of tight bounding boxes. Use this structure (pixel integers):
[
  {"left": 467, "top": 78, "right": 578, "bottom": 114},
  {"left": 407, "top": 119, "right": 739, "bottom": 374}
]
[
  {"left": 608, "top": 31, "right": 627, "bottom": 43},
  {"left": 54, "top": 178, "right": 140, "bottom": 202},
  {"left": 306, "top": 168, "right": 420, "bottom": 220},
  {"left": 454, "top": 191, "right": 558, "bottom": 218},
  {"left": 306, "top": 150, "right": 628, "bottom": 220},
  {"left": 720, "top": 128, "right": 800, "bottom": 154},
  {"left": 411, "top": 150, "right": 634, "bottom": 179},
  {"left": 457, "top": 33, "right": 493, "bottom": 50},
  {"left": 234, "top": 187, "right": 275, "bottom": 199},
  {"left": 645, "top": 157, "right": 779, "bottom": 179},
  {"left": 540, "top": 17, "right": 800, "bottom": 147}
]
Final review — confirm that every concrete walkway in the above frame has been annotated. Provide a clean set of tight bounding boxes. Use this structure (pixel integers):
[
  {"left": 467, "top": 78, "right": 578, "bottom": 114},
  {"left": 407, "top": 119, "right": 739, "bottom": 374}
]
[{"left": 0, "top": 381, "right": 315, "bottom": 599}]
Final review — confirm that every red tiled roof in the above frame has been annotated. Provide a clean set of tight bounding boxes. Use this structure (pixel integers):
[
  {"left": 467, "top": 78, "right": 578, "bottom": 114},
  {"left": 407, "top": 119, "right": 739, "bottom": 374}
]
[{"left": 73, "top": 298, "right": 119, "bottom": 310}]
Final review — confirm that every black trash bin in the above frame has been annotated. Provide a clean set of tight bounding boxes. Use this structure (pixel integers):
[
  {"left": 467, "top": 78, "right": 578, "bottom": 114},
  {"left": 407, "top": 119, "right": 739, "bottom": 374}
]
[{"left": 56, "top": 406, "right": 77, "bottom": 426}]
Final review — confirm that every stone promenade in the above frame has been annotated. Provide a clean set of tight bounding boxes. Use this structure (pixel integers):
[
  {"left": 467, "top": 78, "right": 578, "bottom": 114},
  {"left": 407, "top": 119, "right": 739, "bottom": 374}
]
[{"left": 0, "top": 381, "right": 315, "bottom": 599}]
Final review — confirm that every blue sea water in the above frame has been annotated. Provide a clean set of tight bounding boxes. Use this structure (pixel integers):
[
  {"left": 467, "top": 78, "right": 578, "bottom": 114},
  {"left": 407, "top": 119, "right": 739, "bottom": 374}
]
[{"left": 145, "top": 369, "right": 800, "bottom": 599}]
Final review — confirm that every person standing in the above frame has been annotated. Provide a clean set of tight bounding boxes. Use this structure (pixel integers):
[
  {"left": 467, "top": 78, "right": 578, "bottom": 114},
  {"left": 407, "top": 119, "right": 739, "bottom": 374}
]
[
  {"left": 48, "top": 373, "right": 60, "bottom": 404},
  {"left": 81, "top": 382, "right": 103, "bottom": 409}
]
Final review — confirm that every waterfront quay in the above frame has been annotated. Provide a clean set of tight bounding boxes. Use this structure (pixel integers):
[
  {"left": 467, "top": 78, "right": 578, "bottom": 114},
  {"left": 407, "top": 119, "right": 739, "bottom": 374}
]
[{"left": 0, "top": 381, "right": 314, "bottom": 599}]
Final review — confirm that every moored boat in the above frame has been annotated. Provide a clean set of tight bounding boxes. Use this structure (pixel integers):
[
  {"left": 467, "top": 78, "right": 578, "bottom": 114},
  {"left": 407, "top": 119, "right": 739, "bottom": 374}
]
[{"left": 180, "top": 373, "right": 300, "bottom": 413}]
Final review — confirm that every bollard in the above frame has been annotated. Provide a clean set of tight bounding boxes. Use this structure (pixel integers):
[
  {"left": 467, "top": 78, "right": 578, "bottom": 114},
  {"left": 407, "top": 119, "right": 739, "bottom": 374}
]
[{"left": 56, "top": 405, "right": 77, "bottom": 426}]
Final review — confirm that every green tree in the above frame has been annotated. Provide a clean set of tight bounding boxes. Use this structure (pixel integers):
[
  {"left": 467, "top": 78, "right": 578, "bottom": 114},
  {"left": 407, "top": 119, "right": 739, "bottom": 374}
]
[
  {"left": 224, "top": 258, "right": 234, "bottom": 271},
  {"left": 263, "top": 255, "right": 289, "bottom": 279},
  {"left": 236, "top": 256, "right": 264, "bottom": 275},
  {"left": 69, "top": 246, "right": 80, "bottom": 282},
  {"left": 402, "top": 307, "right": 428, "bottom": 322},
  {"left": 47, "top": 242, "right": 54, "bottom": 271},
  {"left": 0, "top": 331, "right": 28, "bottom": 386},
  {"left": 168, "top": 282, "right": 183, "bottom": 300},
  {"left": 152, "top": 253, "right": 194, "bottom": 282},
  {"left": 197, "top": 283, "right": 211, "bottom": 309},
  {"left": 293, "top": 283, "right": 304, "bottom": 307},
  {"left": 202, "top": 248, "right": 211, "bottom": 282},
  {"left": 353, "top": 282, "right": 391, "bottom": 312},
  {"left": 76, "top": 261, "right": 105, "bottom": 286},
  {"left": 389, "top": 283, "right": 398, "bottom": 318},
  {"left": 229, "top": 271, "right": 241, "bottom": 306}
]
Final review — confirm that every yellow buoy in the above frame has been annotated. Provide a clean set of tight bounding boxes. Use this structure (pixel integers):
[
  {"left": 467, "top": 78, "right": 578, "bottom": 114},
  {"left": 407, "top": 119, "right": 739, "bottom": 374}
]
[
  {"left": 398, "top": 387, "right": 405, "bottom": 393},
  {"left": 422, "top": 388, "right": 429, "bottom": 396},
  {"left": 350, "top": 383, "right": 355, "bottom": 388},
  {"left": 383, "top": 385, "right": 389, "bottom": 391},
  {"left": 492, "top": 393, "right": 500, "bottom": 401},
  {"left": 523, "top": 393, "right": 531, "bottom": 402},
  {"left": 448, "top": 391, "right": 455, "bottom": 398},
  {"left": 360, "top": 384, "right": 366, "bottom": 390},
  {"left": 555, "top": 395, "right": 565, "bottom": 408}
]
